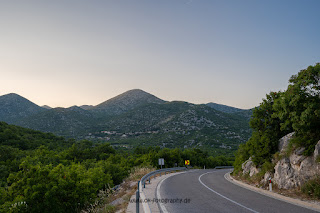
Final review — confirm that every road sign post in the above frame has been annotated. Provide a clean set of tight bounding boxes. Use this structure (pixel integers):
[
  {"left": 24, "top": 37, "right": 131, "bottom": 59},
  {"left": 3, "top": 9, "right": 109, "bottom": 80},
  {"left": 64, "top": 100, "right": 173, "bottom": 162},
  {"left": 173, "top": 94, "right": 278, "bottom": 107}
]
[{"left": 158, "top": 158, "right": 164, "bottom": 169}]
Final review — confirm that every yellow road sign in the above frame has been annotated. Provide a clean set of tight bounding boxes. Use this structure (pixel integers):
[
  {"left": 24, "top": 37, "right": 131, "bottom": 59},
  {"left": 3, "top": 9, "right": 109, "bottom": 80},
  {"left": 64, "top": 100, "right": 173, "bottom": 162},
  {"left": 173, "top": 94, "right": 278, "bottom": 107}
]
[{"left": 185, "top": 160, "right": 190, "bottom": 165}]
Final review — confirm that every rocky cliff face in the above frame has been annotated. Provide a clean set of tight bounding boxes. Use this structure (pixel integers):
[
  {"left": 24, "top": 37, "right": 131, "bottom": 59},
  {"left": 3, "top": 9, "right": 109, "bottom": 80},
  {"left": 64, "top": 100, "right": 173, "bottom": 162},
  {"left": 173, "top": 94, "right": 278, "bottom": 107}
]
[
  {"left": 274, "top": 135, "right": 320, "bottom": 189},
  {"left": 242, "top": 132, "right": 320, "bottom": 189}
]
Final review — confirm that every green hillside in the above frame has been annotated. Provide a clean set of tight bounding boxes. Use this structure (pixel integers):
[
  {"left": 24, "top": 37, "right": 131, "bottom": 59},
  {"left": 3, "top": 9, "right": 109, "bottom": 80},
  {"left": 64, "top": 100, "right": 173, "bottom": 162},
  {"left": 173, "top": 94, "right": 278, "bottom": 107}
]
[
  {"left": 0, "top": 90, "right": 252, "bottom": 156},
  {"left": 0, "top": 122, "right": 232, "bottom": 212},
  {"left": 95, "top": 101, "right": 251, "bottom": 156}
]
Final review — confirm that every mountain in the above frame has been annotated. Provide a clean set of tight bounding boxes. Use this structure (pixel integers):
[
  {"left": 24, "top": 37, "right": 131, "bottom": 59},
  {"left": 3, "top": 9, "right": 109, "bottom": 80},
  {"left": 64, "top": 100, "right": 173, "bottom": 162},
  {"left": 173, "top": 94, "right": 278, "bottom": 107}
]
[
  {"left": 206, "top": 102, "right": 253, "bottom": 120},
  {"left": 206, "top": 103, "right": 245, "bottom": 113},
  {"left": 0, "top": 90, "right": 253, "bottom": 155},
  {"left": 79, "top": 105, "right": 94, "bottom": 110},
  {"left": 91, "top": 89, "right": 165, "bottom": 116},
  {"left": 0, "top": 93, "right": 46, "bottom": 123},
  {"left": 0, "top": 121, "right": 70, "bottom": 150},
  {"left": 93, "top": 101, "right": 251, "bottom": 154},
  {"left": 42, "top": 105, "right": 52, "bottom": 109},
  {"left": 16, "top": 106, "right": 95, "bottom": 138}
]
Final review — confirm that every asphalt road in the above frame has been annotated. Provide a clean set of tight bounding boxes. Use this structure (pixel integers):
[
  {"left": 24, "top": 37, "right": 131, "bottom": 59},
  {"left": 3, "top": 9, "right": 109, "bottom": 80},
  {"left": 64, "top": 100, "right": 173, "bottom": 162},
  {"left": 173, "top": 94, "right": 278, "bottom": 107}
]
[{"left": 157, "top": 169, "right": 318, "bottom": 213}]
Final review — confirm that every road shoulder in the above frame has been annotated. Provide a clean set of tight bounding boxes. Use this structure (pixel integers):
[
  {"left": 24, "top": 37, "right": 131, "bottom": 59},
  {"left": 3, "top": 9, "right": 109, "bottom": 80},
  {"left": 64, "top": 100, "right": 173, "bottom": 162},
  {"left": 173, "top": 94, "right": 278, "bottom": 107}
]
[
  {"left": 225, "top": 172, "right": 320, "bottom": 212},
  {"left": 126, "top": 171, "right": 185, "bottom": 213}
]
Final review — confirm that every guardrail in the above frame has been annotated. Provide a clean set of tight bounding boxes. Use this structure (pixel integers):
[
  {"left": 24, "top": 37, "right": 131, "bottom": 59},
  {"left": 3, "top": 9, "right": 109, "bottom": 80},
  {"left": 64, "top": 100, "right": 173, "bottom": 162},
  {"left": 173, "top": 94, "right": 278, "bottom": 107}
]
[
  {"left": 136, "top": 167, "right": 188, "bottom": 213},
  {"left": 214, "top": 166, "right": 234, "bottom": 169}
]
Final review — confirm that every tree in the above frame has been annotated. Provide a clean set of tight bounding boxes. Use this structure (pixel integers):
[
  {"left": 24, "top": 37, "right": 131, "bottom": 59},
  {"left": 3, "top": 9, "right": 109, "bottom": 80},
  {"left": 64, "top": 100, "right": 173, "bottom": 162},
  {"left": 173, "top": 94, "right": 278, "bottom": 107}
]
[
  {"left": 273, "top": 63, "right": 320, "bottom": 154},
  {"left": 240, "top": 91, "right": 285, "bottom": 166},
  {"left": 234, "top": 63, "right": 320, "bottom": 173}
]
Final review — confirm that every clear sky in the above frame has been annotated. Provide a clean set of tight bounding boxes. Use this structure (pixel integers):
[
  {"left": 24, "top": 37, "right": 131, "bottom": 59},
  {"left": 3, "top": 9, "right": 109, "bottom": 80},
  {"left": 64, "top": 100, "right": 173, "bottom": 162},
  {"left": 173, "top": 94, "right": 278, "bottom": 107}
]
[{"left": 1, "top": 0, "right": 319, "bottom": 109}]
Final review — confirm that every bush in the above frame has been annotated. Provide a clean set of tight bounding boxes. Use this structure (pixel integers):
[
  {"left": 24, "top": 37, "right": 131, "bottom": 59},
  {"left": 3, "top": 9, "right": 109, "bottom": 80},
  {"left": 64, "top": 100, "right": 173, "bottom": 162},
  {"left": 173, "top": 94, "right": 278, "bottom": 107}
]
[
  {"left": 302, "top": 177, "right": 320, "bottom": 198},
  {"left": 234, "top": 63, "right": 320, "bottom": 173}
]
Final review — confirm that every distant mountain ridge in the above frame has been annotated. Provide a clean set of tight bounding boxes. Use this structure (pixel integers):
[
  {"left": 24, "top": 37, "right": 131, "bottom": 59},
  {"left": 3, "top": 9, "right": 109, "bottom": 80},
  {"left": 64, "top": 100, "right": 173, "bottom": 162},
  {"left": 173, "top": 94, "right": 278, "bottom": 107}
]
[
  {"left": 0, "top": 93, "right": 46, "bottom": 123},
  {"left": 79, "top": 105, "right": 94, "bottom": 110},
  {"left": 16, "top": 106, "right": 95, "bottom": 137},
  {"left": 91, "top": 89, "right": 165, "bottom": 115},
  {"left": 206, "top": 102, "right": 252, "bottom": 120},
  {"left": 42, "top": 105, "right": 52, "bottom": 109},
  {"left": 206, "top": 103, "right": 245, "bottom": 113},
  {"left": 0, "top": 90, "right": 253, "bottom": 154}
]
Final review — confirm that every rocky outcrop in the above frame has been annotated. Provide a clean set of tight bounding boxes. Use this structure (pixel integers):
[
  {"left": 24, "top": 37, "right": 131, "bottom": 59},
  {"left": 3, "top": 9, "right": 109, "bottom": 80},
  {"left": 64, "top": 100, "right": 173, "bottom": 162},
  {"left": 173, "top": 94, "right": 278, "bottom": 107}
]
[
  {"left": 278, "top": 132, "right": 294, "bottom": 153},
  {"left": 242, "top": 157, "right": 261, "bottom": 177},
  {"left": 273, "top": 135, "right": 320, "bottom": 189},
  {"left": 314, "top": 141, "right": 320, "bottom": 160},
  {"left": 242, "top": 133, "right": 320, "bottom": 190},
  {"left": 260, "top": 171, "right": 272, "bottom": 186}
]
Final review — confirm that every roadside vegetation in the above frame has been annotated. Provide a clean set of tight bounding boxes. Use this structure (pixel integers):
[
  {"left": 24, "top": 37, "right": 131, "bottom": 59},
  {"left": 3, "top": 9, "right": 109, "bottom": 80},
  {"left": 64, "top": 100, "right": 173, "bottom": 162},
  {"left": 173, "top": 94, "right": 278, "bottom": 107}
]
[
  {"left": 233, "top": 63, "right": 320, "bottom": 198},
  {"left": 0, "top": 121, "right": 232, "bottom": 212},
  {"left": 81, "top": 166, "right": 155, "bottom": 213}
]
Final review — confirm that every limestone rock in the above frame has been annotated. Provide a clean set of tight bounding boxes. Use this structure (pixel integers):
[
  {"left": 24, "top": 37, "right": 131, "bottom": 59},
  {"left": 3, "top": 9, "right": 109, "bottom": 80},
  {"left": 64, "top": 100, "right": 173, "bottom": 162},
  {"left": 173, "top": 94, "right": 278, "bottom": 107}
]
[
  {"left": 314, "top": 140, "right": 320, "bottom": 160},
  {"left": 260, "top": 171, "right": 272, "bottom": 186},
  {"left": 242, "top": 157, "right": 253, "bottom": 174},
  {"left": 242, "top": 157, "right": 260, "bottom": 177},
  {"left": 274, "top": 158, "right": 298, "bottom": 189},
  {"left": 299, "top": 156, "right": 315, "bottom": 177},
  {"left": 273, "top": 134, "right": 320, "bottom": 189},
  {"left": 278, "top": 132, "right": 294, "bottom": 153},
  {"left": 250, "top": 166, "right": 260, "bottom": 177},
  {"left": 244, "top": 133, "right": 320, "bottom": 190},
  {"left": 289, "top": 148, "right": 306, "bottom": 166}
]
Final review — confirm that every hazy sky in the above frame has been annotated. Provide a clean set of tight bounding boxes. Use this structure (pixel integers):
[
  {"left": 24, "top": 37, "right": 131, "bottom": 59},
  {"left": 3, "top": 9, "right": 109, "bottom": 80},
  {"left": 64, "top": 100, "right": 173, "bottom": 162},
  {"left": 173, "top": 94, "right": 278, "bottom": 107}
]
[{"left": 1, "top": 0, "right": 319, "bottom": 109}]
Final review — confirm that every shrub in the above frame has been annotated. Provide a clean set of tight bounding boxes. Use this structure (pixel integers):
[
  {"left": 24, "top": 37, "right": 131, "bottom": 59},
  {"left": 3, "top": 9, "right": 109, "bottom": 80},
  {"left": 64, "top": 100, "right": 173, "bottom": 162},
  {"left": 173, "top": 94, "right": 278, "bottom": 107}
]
[{"left": 302, "top": 177, "right": 320, "bottom": 199}]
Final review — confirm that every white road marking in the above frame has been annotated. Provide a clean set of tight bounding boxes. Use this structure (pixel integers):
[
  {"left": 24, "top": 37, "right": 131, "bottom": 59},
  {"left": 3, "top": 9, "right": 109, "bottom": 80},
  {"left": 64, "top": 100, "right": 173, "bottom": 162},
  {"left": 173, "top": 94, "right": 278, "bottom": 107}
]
[
  {"left": 157, "top": 176, "right": 170, "bottom": 213},
  {"left": 156, "top": 170, "right": 199, "bottom": 213},
  {"left": 198, "top": 171, "right": 259, "bottom": 213}
]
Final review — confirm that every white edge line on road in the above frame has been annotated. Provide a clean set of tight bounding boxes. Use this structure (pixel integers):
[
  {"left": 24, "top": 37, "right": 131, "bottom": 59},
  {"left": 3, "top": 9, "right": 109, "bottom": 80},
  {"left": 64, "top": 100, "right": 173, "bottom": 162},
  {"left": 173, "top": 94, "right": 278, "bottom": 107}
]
[
  {"left": 156, "top": 169, "right": 199, "bottom": 213},
  {"left": 199, "top": 171, "right": 259, "bottom": 213},
  {"left": 224, "top": 172, "right": 320, "bottom": 213},
  {"left": 156, "top": 176, "right": 170, "bottom": 213}
]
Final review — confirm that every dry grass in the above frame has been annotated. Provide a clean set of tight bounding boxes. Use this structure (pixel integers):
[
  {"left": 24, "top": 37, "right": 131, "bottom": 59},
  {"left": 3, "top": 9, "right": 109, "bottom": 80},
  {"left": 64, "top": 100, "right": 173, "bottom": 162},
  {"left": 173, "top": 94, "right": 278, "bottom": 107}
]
[
  {"left": 80, "top": 184, "right": 115, "bottom": 213},
  {"left": 126, "top": 166, "right": 155, "bottom": 182},
  {"left": 81, "top": 166, "right": 155, "bottom": 213}
]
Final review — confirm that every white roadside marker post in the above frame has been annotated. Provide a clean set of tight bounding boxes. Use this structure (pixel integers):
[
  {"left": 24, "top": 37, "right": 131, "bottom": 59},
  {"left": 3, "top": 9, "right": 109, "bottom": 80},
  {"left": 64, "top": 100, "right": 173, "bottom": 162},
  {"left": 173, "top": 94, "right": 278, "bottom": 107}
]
[{"left": 269, "top": 177, "right": 272, "bottom": 192}]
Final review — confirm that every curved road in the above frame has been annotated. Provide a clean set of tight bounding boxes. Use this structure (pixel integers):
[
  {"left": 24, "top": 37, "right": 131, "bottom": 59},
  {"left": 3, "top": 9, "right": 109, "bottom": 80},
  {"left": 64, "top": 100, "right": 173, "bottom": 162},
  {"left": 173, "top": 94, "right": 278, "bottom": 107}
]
[{"left": 157, "top": 169, "right": 318, "bottom": 213}]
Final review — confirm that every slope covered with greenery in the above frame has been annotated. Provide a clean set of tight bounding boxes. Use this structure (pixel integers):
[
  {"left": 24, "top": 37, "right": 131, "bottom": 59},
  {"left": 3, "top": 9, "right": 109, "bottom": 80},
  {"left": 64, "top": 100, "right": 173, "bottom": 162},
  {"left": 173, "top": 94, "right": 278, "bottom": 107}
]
[
  {"left": 0, "top": 122, "right": 232, "bottom": 212},
  {"left": 93, "top": 101, "right": 251, "bottom": 156},
  {"left": 234, "top": 63, "right": 320, "bottom": 173},
  {"left": 8, "top": 101, "right": 252, "bottom": 156}
]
